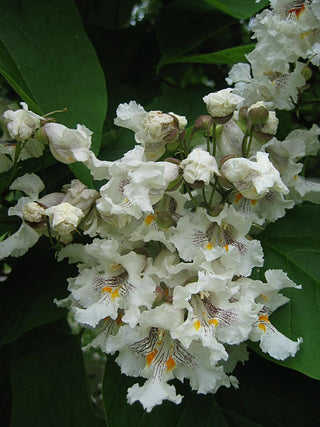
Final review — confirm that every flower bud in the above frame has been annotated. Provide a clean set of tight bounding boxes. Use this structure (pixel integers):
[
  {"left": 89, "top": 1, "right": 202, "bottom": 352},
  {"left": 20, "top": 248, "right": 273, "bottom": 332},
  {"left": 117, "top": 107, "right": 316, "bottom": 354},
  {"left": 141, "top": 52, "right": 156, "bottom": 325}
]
[
  {"left": 194, "top": 115, "right": 212, "bottom": 131},
  {"left": 3, "top": 102, "right": 43, "bottom": 141},
  {"left": 207, "top": 203, "right": 224, "bottom": 217},
  {"left": 203, "top": 89, "right": 244, "bottom": 119},
  {"left": 180, "top": 148, "right": 219, "bottom": 186},
  {"left": 45, "top": 202, "right": 85, "bottom": 243},
  {"left": 23, "top": 201, "right": 47, "bottom": 227},
  {"left": 248, "top": 101, "right": 269, "bottom": 125},
  {"left": 155, "top": 210, "right": 177, "bottom": 229},
  {"left": 302, "top": 65, "right": 312, "bottom": 81}
]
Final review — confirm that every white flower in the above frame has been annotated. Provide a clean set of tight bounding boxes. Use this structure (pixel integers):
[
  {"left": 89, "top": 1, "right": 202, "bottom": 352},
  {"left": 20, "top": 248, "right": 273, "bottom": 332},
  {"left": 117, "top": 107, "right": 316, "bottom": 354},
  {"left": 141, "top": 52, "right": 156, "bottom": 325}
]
[
  {"left": 45, "top": 202, "right": 84, "bottom": 243},
  {"left": 43, "top": 122, "right": 92, "bottom": 164},
  {"left": 203, "top": 89, "right": 244, "bottom": 118},
  {"left": 180, "top": 148, "right": 219, "bottom": 185},
  {"left": 62, "top": 179, "right": 99, "bottom": 214},
  {"left": 3, "top": 102, "right": 43, "bottom": 141},
  {"left": 221, "top": 152, "right": 289, "bottom": 199},
  {"left": 0, "top": 173, "right": 45, "bottom": 258},
  {"left": 114, "top": 101, "right": 187, "bottom": 160}
]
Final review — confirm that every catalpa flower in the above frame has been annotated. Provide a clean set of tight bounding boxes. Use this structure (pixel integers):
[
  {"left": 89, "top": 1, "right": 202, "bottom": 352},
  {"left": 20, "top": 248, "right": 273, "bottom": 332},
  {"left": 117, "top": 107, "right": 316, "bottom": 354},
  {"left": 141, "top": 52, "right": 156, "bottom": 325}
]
[
  {"left": 221, "top": 151, "right": 289, "bottom": 200},
  {"left": 65, "top": 238, "right": 156, "bottom": 327},
  {"left": 107, "top": 304, "right": 236, "bottom": 412},
  {"left": 170, "top": 205, "right": 263, "bottom": 277},
  {"left": 114, "top": 101, "right": 187, "bottom": 160}
]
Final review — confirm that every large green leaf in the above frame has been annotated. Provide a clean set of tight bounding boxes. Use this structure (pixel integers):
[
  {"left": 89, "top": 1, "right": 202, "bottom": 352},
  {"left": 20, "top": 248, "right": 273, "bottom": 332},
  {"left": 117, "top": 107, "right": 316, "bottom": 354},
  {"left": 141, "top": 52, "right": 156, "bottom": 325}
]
[
  {"left": 156, "top": 0, "right": 237, "bottom": 68},
  {"left": 0, "top": 239, "right": 76, "bottom": 344},
  {"left": 0, "top": 0, "right": 107, "bottom": 185},
  {"left": 204, "top": 0, "right": 269, "bottom": 19},
  {"left": 161, "top": 45, "right": 254, "bottom": 66},
  {"left": 256, "top": 204, "right": 320, "bottom": 380},
  {"left": 10, "top": 323, "right": 105, "bottom": 427},
  {"left": 102, "top": 350, "right": 318, "bottom": 426}
]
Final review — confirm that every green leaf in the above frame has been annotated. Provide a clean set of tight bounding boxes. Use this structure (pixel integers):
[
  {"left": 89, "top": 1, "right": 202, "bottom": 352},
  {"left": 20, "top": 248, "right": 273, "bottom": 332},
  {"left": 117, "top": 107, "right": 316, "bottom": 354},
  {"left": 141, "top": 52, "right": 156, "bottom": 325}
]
[
  {"left": 0, "top": 0, "right": 107, "bottom": 186},
  {"left": 256, "top": 204, "right": 320, "bottom": 380},
  {"left": 0, "top": 239, "right": 76, "bottom": 344},
  {"left": 204, "top": 0, "right": 269, "bottom": 19},
  {"left": 157, "top": 0, "right": 237, "bottom": 69},
  {"left": 161, "top": 45, "right": 255, "bottom": 67},
  {"left": 10, "top": 323, "right": 105, "bottom": 427},
  {"left": 102, "top": 350, "right": 319, "bottom": 426}
]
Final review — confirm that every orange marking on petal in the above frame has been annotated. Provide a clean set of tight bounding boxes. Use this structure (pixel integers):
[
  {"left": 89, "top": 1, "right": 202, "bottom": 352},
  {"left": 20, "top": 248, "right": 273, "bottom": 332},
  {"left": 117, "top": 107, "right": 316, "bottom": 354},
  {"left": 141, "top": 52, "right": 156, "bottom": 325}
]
[
  {"left": 224, "top": 244, "right": 229, "bottom": 252},
  {"left": 258, "top": 323, "right": 266, "bottom": 332},
  {"left": 116, "top": 314, "right": 123, "bottom": 325},
  {"left": 300, "top": 31, "right": 310, "bottom": 38},
  {"left": 145, "top": 214, "right": 155, "bottom": 225},
  {"left": 288, "top": 4, "right": 305, "bottom": 18},
  {"left": 111, "top": 289, "right": 119, "bottom": 300},
  {"left": 146, "top": 351, "right": 156, "bottom": 365},
  {"left": 259, "top": 315, "right": 269, "bottom": 323},
  {"left": 261, "top": 294, "right": 269, "bottom": 301},
  {"left": 103, "top": 316, "right": 110, "bottom": 322},
  {"left": 166, "top": 357, "right": 176, "bottom": 371},
  {"left": 193, "top": 320, "right": 201, "bottom": 331},
  {"left": 102, "top": 286, "right": 112, "bottom": 293},
  {"left": 235, "top": 193, "right": 242, "bottom": 203},
  {"left": 209, "top": 318, "right": 219, "bottom": 327},
  {"left": 250, "top": 199, "right": 258, "bottom": 205},
  {"left": 294, "top": 174, "right": 298, "bottom": 180},
  {"left": 206, "top": 242, "right": 213, "bottom": 250}
]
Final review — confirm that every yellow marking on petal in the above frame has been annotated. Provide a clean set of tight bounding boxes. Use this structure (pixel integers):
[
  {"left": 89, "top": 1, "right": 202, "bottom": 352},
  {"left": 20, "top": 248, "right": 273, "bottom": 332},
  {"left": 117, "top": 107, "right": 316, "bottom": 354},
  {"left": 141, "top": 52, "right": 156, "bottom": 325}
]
[
  {"left": 110, "top": 263, "right": 122, "bottom": 271},
  {"left": 209, "top": 319, "right": 219, "bottom": 327},
  {"left": 146, "top": 351, "right": 156, "bottom": 365},
  {"left": 258, "top": 323, "right": 266, "bottom": 332},
  {"left": 300, "top": 31, "right": 310, "bottom": 38},
  {"left": 206, "top": 242, "right": 213, "bottom": 250},
  {"left": 193, "top": 320, "right": 201, "bottom": 331},
  {"left": 224, "top": 244, "right": 229, "bottom": 252},
  {"left": 145, "top": 214, "right": 155, "bottom": 225},
  {"left": 111, "top": 289, "right": 119, "bottom": 300},
  {"left": 261, "top": 294, "right": 269, "bottom": 301},
  {"left": 250, "top": 199, "right": 258, "bottom": 205},
  {"left": 166, "top": 357, "right": 176, "bottom": 371},
  {"left": 294, "top": 174, "right": 298, "bottom": 180},
  {"left": 259, "top": 315, "right": 269, "bottom": 323},
  {"left": 102, "top": 286, "right": 112, "bottom": 293}
]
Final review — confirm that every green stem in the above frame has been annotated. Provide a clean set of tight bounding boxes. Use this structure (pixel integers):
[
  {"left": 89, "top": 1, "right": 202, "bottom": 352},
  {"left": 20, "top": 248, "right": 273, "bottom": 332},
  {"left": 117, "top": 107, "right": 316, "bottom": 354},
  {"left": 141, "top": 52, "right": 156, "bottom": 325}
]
[
  {"left": 211, "top": 122, "right": 217, "bottom": 157},
  {"left": 202, "top": 187, "right": 208, "bottom": 208},
  {"left": 185, "top": 184, "right": 199, "bottom": 208},
  {"left": 208, "top": 178, "right": 218, "bottom": 207}
]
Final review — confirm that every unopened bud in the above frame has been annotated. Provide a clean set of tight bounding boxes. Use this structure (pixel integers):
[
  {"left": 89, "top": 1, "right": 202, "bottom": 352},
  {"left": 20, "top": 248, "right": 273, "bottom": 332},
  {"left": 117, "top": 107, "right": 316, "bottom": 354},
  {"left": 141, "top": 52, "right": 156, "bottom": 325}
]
[
  {"left": 302, "top": 65, "right": 312, "bottom": 81},
  {"left": 166, "top": 175, "right": 183, "bottom": 192},
  {"left": 248, "top": 102, "right": 269, "bottom": 125},
  {"left": 194, "top": 115, "right": 212, "bottom": 131},
  {"left": 23, "top": 201, "right": 47, "bottom": 227},
  {"left": 155, "top": 211, "right": 177, "bottom": 229},
  {"left": 238, "top": 106, "right": 248, "bottom": 123},
  {"left": 212, "top": 112, "right": 233, "bottom": 124},
  {"left": 207, "top": 203, "right": 224, "bottom": 217},
  {"left": 188, "top": 180, "right": 204, "bottom": 189}
]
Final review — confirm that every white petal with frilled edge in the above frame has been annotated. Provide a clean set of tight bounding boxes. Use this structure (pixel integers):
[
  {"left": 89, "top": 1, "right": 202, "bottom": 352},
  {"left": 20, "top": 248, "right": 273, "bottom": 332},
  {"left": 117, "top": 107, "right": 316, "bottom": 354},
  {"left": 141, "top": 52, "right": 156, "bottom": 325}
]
[{"left": 127, "top": 379, "right": 182, "bottom": 412}]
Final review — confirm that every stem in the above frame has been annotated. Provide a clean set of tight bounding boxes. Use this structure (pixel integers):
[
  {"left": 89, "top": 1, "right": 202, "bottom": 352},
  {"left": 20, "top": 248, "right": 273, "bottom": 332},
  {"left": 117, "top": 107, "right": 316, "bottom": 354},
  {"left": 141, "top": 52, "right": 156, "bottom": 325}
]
[
  {"left": 206, "top": 119, "right": 213, "bottom": 153},
  {"left": 211, "top": 122, "right": 217, "bottom": 157},
  {"left": 202, "top": 187, "right": 208, "bottom": 208},
  {"left": 208, "top": 178, "right": 218, "bottom": 207},
  {"left": 185, "top": 184, "right": 200, "bottom": 208}
]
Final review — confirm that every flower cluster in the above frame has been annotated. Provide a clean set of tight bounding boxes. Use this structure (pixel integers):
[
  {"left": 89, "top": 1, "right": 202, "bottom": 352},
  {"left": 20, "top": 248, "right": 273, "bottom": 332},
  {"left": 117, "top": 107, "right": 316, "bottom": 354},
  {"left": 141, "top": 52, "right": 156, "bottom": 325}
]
[
  {"left": 0, "top": 0, "right": 319, "bottom": 414},
  {"left": 228, "top": 0, "right": 320, "bottom": 109}
]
